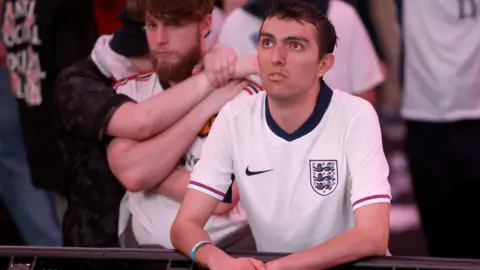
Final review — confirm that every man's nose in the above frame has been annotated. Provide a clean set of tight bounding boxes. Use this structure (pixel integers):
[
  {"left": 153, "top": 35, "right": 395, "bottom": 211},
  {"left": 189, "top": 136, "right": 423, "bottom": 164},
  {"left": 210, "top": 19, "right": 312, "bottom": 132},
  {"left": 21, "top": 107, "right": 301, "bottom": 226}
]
[
  {"left": 154, "top": 24, "right": 169, "bottom": 45},
  {"left": 271, "top": 45, "right": 286, "bottom": 65}
]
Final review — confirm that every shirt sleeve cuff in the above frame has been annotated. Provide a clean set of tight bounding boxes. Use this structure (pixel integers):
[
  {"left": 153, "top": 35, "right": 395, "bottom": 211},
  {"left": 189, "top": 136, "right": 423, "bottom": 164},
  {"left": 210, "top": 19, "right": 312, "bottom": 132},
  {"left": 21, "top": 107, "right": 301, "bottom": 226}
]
[
  {"left": 188, "top": 181, "right": 226, "bottom": 201},
  {"left": 93, "top": 94, "right": 135, "bottom": 141},
  {"left": 352, "top": 194, "right": 391, "bottom": 211}
]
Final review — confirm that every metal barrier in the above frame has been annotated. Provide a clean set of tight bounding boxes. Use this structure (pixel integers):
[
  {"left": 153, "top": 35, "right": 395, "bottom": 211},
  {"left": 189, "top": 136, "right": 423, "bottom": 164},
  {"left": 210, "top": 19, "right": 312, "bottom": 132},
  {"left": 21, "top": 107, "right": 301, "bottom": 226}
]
[{"left": 1, "top": 246, "right": 480, "bottom": 270}]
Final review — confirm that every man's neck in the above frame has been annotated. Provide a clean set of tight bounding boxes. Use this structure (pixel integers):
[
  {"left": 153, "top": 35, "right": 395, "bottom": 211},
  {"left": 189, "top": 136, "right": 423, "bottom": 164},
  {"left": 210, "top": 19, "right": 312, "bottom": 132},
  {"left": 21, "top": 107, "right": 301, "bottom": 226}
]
[{"left": 268, "top": 81, "right": 321, "bottom": 134}]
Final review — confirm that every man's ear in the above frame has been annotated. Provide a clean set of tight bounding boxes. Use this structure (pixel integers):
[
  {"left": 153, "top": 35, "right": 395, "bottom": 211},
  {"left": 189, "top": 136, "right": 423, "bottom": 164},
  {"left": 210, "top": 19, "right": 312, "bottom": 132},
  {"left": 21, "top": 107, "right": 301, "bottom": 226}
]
[
  {"left": 200, "top": 14, "right": 212, "bottom": 38},
  {"left": 317, "top": 53, "right": 335, "bottom": 79}
]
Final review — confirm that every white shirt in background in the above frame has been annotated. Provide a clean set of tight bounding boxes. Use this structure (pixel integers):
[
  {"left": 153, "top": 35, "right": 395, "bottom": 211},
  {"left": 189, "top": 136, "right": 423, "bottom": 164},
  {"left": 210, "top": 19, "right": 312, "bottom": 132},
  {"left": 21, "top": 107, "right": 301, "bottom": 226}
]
[{"left": 402, "top": 0, "right": 480, "bottom": 122}]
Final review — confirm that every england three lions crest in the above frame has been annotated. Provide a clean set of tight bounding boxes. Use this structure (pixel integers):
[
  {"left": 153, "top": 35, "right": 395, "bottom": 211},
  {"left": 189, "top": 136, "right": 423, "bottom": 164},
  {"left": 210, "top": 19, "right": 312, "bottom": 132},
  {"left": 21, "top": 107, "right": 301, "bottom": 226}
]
[{"left": 309, "top": 160, "right": 338, "bottom": 196}]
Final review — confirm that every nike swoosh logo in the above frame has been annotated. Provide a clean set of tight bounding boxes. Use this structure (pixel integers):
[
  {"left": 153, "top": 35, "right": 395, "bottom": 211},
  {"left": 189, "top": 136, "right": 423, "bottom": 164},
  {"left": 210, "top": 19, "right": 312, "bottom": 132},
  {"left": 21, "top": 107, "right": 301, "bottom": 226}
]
[{"left": 245, "top": 167, "right": 273, "bottom": 176}]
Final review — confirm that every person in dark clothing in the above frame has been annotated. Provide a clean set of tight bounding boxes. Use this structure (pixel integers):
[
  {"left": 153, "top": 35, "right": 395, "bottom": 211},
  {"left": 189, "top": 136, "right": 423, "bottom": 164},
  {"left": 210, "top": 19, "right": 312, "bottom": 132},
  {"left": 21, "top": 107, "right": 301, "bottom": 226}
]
[
  {"left": 0, "top": 0, "right": 99, "bottom": 246},
  {"left": 54, "top": 4, "right": 151, "bottom": 247},
  {"left": 2, "top": 0, "right": 98, "bottom": 193}
]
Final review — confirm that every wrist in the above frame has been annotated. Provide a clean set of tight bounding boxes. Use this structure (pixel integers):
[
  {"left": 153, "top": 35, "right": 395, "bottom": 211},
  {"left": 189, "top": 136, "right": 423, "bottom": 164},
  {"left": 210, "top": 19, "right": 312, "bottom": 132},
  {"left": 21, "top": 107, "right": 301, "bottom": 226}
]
[
  {"left": 194, "top": 243, "right": 231, "bottom": 268},
  {"left": 196, "top": 71, "right": 216, "bottom": 92}
]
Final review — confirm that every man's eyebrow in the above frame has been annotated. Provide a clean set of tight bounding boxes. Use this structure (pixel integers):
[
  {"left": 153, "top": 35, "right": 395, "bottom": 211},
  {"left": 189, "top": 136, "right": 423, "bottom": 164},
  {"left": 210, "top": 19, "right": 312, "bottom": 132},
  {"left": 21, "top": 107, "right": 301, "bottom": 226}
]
[
  {"left": 259, "top": 32, "right": 275, "bottom": 39},
  {"left": 259, "top": 32, "right": 309, "bottom": 43},
  {"left": 283, "top": 36, "right": 309, "bottom": 43}
]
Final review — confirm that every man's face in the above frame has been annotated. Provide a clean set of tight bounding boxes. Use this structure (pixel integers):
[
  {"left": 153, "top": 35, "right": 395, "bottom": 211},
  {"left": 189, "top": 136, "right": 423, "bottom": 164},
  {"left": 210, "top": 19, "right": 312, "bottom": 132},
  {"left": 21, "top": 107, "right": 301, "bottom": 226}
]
[
  {"left": 257, "top": 16, "right": 325, "bottom": 101},
  {"left": 145, "top": 12, "right": 210, "bottom": 82}
]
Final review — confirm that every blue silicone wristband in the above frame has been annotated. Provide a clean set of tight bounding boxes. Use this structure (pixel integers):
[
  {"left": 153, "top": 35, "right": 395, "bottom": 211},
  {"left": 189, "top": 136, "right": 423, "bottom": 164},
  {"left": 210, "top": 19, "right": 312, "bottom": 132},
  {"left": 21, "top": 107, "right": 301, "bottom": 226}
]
[{"left": 189, "top": 240, "right": 212, "bottom": 262}]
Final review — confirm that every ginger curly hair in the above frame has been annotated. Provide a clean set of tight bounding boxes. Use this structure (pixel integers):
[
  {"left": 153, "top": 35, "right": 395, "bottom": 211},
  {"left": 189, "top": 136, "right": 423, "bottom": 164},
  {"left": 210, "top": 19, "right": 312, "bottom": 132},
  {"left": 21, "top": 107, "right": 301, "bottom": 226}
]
[{"left": 129, "top": 0, "right": 214, "bottom": 25}]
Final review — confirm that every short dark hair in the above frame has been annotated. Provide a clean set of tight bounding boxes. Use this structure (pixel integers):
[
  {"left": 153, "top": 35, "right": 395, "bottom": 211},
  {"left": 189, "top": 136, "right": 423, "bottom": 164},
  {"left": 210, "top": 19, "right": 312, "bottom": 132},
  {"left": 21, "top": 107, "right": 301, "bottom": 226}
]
[
  {"left": 263, "top": 0, "right": 338, "bottom": 57},
  {"left": 143, "top": 0, "right": 214, "bottom": 25}
]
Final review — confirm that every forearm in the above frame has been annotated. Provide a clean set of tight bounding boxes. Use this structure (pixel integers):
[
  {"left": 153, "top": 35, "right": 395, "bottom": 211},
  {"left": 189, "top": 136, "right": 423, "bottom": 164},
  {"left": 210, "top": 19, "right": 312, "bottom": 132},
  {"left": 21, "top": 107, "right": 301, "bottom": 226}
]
[
  {"left": 108, "top": 104, "right": 213, "bottom": 192},
  {"left": 136, "top": 73, "right": 213, "bottom": 138},
  {"left": 270, "top": 227, "right": 387, "bottom": 270},
  {"left": 155, "top": 169, "right": 238, "bottom": 215},
  {"left": 113, "top": 54, "right": 259, "bottom": 140},
  {"left": 369, "top": 0, "right": 401, "bottom": 88},
  {"left": 107, "top": 73, "right": 213, "bottom": 140},
  {"left": 171, "top": 219, "right": 230, "bottom": 268},
  {"left": 154, "top": 169, "right": 191, "bottom": 202}
]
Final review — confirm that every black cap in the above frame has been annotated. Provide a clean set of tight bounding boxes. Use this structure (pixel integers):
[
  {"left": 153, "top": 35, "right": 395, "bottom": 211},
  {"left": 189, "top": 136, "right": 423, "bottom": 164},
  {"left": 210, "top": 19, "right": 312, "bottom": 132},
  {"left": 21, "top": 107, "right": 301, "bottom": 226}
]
[{"left": 109, "top": 6, "right": 149, "bottom": 57}]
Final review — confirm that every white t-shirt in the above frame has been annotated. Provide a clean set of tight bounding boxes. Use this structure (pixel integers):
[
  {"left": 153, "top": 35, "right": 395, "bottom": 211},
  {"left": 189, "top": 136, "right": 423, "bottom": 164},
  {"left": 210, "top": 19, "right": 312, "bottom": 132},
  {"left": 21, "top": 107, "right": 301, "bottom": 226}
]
[
  {"left": 206, "top": 7, "right": 225, "bottom": 50},
  {"left": 217, "top": 0, "right": 384, "bottom": 94},
  {"left": 116, "top": 72, "right": 262, "bottom": 248},
  {"left": 401, "top": 0, "right": 480, "bottom": 122},
  {"left": 189, "top": 81, "right": 391, "bottom": 252}
]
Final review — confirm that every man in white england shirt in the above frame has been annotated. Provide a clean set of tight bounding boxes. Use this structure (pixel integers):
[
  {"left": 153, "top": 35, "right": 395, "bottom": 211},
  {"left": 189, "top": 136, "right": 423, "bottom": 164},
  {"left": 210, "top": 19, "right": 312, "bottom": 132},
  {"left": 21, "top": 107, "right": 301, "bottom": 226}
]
[{"left": 171, "top": 1, "right": 391, "bottom": 269}]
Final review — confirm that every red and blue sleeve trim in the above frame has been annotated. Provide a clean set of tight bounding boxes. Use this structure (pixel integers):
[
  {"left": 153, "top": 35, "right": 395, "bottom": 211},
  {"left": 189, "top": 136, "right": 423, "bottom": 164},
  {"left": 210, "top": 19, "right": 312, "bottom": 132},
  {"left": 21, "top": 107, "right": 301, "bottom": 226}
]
[
  {"left": 242, "top": 79, "right": 263, "bottom": 95},
  {"left": 113, "top": 70, "right": 154, "bottom": 90},
  {"left": 352, "top": 194, "right": 391, "bottom": 207},
  {"left": 189, "top": 181, "right": 226, "bottom": 198}
]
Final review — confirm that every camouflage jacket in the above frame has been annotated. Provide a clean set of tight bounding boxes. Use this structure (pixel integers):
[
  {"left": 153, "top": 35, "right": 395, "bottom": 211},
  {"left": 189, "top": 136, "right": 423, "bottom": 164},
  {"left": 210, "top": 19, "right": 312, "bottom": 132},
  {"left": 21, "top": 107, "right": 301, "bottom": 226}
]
[{"left": 54, "top": 58, "right": 133, "bottom": 247}]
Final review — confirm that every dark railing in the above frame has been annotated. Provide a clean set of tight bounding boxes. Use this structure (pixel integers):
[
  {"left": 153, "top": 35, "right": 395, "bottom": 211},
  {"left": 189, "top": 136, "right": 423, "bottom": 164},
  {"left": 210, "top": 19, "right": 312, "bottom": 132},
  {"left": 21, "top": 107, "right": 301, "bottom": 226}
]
[{"left": 1, "top": 246, "right": 480, "bottom": 270}]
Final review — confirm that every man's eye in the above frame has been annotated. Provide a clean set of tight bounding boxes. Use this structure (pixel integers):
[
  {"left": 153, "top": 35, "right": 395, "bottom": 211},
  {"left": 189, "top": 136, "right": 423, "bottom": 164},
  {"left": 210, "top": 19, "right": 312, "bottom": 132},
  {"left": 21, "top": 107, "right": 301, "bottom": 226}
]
[
  {"left": 291, "top": 43, "right": 302, "bottom": 50},
  {"left": 145, "top": 22, "right": 157, "bottom": 30},
  {"left": 262, "top": 40, "right": 273, "bottom": 47}
]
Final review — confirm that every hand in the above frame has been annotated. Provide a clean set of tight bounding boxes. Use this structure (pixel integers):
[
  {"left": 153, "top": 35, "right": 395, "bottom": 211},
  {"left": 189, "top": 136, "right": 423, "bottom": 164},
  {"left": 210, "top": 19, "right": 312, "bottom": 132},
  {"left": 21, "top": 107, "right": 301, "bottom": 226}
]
[
  {"left": 233, "top": 54, "right": 259, "bottom": 79},
  {"left": 209, "top": 256, "right": 266, "bottom": 270},
  {"left": 193, "top": 44, "right": 238, "bottom": 88},
  {"left": 200, "top": 79, "right": 249, "bottom": 116}
]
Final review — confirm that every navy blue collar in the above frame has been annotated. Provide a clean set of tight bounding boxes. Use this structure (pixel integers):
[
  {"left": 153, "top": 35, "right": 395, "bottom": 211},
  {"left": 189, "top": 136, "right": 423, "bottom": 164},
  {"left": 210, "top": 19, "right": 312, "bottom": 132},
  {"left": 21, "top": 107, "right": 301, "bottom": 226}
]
[{"left": 265, "top": 80, "right": 333, "bottom": 142}]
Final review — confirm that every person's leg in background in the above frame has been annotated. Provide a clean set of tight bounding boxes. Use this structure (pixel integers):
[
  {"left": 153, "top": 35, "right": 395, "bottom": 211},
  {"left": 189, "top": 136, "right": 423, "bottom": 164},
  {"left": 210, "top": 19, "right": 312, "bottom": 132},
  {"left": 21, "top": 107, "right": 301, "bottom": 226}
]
[
  {"left": 406, "top": 120, "right": 480, "bottom": 258},
  {"left": 444, "top": 120, "right": 480, "bottom": 258},
  {"left": 405, "top": 121, "right": 450, "bottom": 257},
  {"left": 0, "top": 67, "right": 62, "bottom": 246}
]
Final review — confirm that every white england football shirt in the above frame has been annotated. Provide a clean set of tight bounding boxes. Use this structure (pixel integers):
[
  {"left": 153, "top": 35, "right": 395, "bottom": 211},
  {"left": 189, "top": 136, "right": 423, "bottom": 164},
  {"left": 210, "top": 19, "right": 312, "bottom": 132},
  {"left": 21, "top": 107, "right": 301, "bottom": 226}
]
[
  {"left": 217, "top": 0, "right": 384, "bottom": 94},
  {"left": 115, "top": 72, "right": 262, "bottom": 248},
  {"left": 401, "top": 0, "right": 480, "bottom": 122},
  {"left": 189, "top": 81, "right": 391, "bottom": 252}
]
